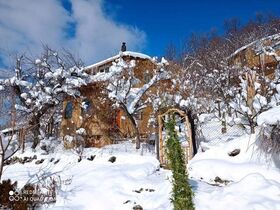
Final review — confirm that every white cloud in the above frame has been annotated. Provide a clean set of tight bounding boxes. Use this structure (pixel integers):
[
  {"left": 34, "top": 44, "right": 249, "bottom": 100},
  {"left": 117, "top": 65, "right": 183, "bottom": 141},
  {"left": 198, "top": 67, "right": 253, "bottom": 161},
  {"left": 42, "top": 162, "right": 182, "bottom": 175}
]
[{"left": 0, "top": 0, "right": 146, "bottom": 66}]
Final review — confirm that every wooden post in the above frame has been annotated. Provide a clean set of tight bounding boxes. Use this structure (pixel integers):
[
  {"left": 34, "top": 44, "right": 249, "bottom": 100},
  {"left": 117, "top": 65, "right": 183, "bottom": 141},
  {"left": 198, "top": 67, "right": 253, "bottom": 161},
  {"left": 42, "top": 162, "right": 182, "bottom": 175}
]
[
  {"left": 155, "top": 114, "right": 160, "bottom": 161},
  {"left": 20, "top": 128, "right": 26, "bottom": 153},
  {"left": 158, "top": 115, "right": 164, "bottom": 164},
  {"left": 221, "top": 111, "right": 227, "bottom": 134},
  {"left": 217, "top": 100, "right": 221, "bottom": 118}
]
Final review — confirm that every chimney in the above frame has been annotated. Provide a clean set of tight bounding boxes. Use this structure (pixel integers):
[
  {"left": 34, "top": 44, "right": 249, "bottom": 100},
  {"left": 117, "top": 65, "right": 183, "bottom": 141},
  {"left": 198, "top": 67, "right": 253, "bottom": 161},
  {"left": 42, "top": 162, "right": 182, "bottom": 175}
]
[{"left": 121, "top": 42, "right": 126, "bottom": 52}]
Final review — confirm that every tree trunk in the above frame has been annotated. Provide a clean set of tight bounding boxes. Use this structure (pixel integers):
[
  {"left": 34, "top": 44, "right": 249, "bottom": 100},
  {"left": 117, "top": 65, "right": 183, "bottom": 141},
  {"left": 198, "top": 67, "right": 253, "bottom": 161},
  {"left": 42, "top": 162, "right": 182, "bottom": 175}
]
[
  {"left": 187, "top": 110, "right": 197, "bottom": 156},
  {"left": 120, "top": 104, "right": 141, "bottom": 149},
  {"left": 129, "top": 116, "right": 140, "bottom": 149},
  {"left": 30, "top": 105, "right": 55, "bottom": 149},
  {"left": 0, "top": 135, "right": 4, "bottom": 181},
  {"left": 250, "top": 121, "right": 255, "bottom": 134},
  {"left": 221, "top": 112, "right": 227, "bottom": 134},
  {"left": 19, "top": 128, "right": 25, "bottom": 153},
  {"left": 246, "top": 115, "right": 255, "bottom": 134},
  {"left": 155, "top": 116, "right": 160, "bottom": 160},
  {"left": 31, "top": 118, "right": 40, "bottom": 149}
]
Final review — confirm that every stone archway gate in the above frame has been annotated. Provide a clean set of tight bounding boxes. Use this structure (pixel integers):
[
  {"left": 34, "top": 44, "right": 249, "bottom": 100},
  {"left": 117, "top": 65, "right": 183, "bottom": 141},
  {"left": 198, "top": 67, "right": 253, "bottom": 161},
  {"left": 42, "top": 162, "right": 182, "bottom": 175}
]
[{"left": 157, "top": 108, "right": 194, "bottom": 165}]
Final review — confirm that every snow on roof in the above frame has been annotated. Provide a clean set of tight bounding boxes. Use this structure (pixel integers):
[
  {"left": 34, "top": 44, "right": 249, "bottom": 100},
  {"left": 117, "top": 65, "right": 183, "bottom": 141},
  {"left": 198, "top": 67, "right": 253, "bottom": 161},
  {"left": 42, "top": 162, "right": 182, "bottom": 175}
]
[
  {"left": 228, "top": 33, "right": 280, "bottom": 60},
  {"left": 85, "top": 51, "right": 152, "bottom": 70}
]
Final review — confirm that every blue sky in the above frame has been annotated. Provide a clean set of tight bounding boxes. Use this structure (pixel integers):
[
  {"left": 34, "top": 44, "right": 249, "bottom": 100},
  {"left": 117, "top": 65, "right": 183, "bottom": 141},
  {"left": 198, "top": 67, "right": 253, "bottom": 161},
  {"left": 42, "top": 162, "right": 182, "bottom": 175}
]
[
  {"left": 0, "top": 0, "right": 279, "bottom": 69},
  {"left": 104, "top": 0, "right": 280, "bottom": 56}
]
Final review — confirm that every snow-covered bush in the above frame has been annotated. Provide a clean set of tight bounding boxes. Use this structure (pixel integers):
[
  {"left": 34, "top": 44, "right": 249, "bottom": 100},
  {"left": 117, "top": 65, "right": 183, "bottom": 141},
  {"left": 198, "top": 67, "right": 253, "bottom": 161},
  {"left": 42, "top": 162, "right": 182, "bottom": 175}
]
[
  {"left": 0, "top": 47, "right": 89, "bottom": 148},
  {"left": 229, "top": 69, "right": 280, "bottom": 133}
]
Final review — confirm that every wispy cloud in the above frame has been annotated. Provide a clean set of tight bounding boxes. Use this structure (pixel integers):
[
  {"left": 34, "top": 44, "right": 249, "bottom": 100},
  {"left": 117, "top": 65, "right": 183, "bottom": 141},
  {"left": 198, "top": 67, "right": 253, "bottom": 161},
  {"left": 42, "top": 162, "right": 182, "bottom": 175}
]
[{"left": 0, "top": 0, "right": 146, "bottom": 67}]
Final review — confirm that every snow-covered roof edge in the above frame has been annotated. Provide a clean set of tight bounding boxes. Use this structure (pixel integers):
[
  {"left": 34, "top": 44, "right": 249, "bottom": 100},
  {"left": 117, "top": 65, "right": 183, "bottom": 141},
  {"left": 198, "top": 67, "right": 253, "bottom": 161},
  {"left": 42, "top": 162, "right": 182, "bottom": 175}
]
[
  {"left": 227, "top": 33, "right": 280, "bottom": 60},
  {"left": 85, "top": 51, "right": 153, "bottom": 70}
]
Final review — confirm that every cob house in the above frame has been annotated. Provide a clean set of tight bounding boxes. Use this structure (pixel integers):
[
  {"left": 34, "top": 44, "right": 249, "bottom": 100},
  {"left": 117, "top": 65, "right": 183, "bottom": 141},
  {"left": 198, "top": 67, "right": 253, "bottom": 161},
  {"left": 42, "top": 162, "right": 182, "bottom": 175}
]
[
  {"left": 60, "top": 43, "right": 164, "bottom": 148},
  {"left": 227, "top": 33, "right": 280, "bottom": 133},
  {"left": 228, "top": 33, "right": 280, "bottom": 78}
]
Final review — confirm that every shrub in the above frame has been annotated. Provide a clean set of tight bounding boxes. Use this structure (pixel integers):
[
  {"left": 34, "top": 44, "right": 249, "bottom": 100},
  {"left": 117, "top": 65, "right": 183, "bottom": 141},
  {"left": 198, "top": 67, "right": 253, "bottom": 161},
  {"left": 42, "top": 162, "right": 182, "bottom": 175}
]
[
  {"left": 0, "top": 179, "right": 56, "bottom": 210},
  {"left": 165, "top": 117, "right": 195, "bottom": 210}
]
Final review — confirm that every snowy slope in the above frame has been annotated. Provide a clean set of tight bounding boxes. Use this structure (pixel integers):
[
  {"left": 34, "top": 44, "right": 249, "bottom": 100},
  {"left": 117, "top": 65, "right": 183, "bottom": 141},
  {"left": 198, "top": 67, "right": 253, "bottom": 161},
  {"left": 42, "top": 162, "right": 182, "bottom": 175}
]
[
  {"left": 2, "top": 134, "right": 280, "bottom": 210},
  {"left": 2, "top": 142, "right": 172, "bottom": 210},
  {"left": 189, "top": 134, "right": 280, "bottom": 210}
]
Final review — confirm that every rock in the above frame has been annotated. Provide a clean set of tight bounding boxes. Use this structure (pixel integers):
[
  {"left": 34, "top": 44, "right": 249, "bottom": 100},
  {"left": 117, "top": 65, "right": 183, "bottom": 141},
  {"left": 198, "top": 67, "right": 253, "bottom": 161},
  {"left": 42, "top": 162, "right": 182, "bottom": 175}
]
[
  {"left": 144, "top": 188, "right": 155, "bottom": 192},
  {"left": 133, "top": 205, "right": 143, "bottom": 210},
  {"left": 19, "top": 158, "right": 24, "bottom": 164},
  {"left": 53, "top": 159, "right": 60, "bottom": 164},
  {"left": 4, "top": 159, "right": 11, "bottom": 165},
  {"left": 214, "top": 176, "right": 230, "bottom": 185},
  {"left": 35, "top": 159, "right": 44, "bottom": 165},
  {"left": 25, "top": 158, "right": 32, "bottom": 163},
  {"left": 123, "top": 200, "right": 131, "bottom": 204},
  {"left": 133, "top": 188, "right": 143, "bottom": 193},
  {"left": 228, "top": 149, "right": 240, "bottom": 157},
  {"left": 40, "top": 144, "right": 47, "bottom": 151},
  {"left": 87, "top": 155, "right": 96, "bottom": 161},
  {"left": 108, "top": 156, "right": 116, "bottom": 163},
  {"left": 214, "top": 176, "right": 223, "bottom": 183}
]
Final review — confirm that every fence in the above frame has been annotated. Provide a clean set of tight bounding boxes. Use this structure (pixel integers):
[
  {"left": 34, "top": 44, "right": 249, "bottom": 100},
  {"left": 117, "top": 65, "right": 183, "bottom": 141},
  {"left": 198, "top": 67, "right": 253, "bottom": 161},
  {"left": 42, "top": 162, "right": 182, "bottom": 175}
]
[{"left": 196, "top": 118, "right": 247, "bottom": 147}]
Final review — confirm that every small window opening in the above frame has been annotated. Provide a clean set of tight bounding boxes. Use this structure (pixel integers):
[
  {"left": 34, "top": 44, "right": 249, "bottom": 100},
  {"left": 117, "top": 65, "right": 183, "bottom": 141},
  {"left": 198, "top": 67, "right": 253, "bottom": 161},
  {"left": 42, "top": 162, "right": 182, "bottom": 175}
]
[
  {"left": 81, "top": 99, "right": 92, "bottom": 116},
  {"left": 64, "top": 101, "right": 73, "bottom": 119}
]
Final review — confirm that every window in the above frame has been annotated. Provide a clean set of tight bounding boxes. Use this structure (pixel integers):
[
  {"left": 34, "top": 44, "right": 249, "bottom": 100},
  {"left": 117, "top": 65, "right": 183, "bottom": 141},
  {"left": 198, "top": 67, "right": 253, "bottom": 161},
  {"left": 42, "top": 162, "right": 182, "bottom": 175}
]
[
  {"left": 64, "top": 101, "right": 73, "bottom": 119},
  {"left": 98, "top": 66, "right": 110, "bottom": 73},
  {"left": 240, "top": 50, "right": 246, "bottom": 66},
  {"left": 135, "top": 111, "right": 143, "bottom": 121},
  {"left": 81, "top": 99, "right": 92, "bottom": 116}
]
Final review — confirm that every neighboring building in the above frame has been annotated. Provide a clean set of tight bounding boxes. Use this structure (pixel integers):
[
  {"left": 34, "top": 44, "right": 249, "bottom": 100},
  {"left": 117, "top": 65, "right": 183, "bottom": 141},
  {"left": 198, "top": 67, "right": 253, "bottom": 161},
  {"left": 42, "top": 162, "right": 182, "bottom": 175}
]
[
  {"left": 228, "top": 33, "right": 280, "bottom": 78},
  {"left": 60, "top": 45, "right": 163, "bottom": 148}
]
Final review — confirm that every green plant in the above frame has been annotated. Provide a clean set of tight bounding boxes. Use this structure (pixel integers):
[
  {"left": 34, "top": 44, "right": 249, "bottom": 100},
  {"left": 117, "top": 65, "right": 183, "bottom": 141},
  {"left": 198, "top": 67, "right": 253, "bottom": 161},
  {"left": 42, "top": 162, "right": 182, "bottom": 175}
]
[{"left": 165, "top": 116, "right": 195, "bottom": 210}]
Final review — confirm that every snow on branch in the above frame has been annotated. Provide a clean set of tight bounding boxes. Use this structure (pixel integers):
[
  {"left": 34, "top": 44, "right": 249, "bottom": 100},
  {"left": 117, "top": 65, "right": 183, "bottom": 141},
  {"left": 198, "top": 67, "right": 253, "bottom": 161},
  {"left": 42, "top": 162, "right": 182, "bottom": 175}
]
[{"left": 98, "top": 57, "right": 169, "bottom": 115}]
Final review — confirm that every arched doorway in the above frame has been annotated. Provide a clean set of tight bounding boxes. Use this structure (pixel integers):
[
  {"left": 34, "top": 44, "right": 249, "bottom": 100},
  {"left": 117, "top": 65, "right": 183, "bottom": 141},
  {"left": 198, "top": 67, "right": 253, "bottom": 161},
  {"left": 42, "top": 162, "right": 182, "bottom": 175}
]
[{"left": 157, "top": 108, "right": 194, "bottom": 165}]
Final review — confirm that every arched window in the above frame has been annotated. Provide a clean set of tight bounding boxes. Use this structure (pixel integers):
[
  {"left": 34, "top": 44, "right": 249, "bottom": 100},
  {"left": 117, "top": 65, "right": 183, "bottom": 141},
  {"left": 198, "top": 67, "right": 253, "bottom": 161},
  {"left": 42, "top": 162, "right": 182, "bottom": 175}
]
[
  {"left": 64, "top": 101, "right": 73, "bottom": 119},
  {"left": 144, "top": 72, "right": 152, "bottom": 83}
]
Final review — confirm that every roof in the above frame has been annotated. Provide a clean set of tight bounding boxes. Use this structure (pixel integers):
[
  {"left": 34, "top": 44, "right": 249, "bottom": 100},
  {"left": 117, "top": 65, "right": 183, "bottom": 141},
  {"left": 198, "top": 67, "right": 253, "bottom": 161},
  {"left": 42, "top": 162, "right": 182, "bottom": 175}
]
[
  {"left": 85, "top": 51, "right": 153, "bottom": 70},
  {"left": 228, "top": 33, "right": 280, "bottom": 60}
]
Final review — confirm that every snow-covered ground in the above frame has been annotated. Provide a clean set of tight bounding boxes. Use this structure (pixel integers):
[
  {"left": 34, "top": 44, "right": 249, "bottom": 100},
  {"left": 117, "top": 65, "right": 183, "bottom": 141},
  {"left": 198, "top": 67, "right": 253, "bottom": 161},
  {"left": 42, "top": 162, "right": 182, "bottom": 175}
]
[
  {"left": 2, "top": 142, "right": 172, "bottom": 210},
  {"left": 2, "top": 132, "right": 280, "bottom": 210},
  {"left": 189, "top": 133, "right": 280, "bottom": 210}
]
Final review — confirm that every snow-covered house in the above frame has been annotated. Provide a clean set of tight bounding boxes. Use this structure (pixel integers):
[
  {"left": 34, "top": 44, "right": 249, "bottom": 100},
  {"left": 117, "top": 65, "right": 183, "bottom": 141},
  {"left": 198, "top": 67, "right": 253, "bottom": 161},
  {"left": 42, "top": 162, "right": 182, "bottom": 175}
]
[
  {"left": 229, "top": 33, "right": 280, "bottom": 77},
  {"left": 60, "top": 45, "right": 163, "bottom": 148}
]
